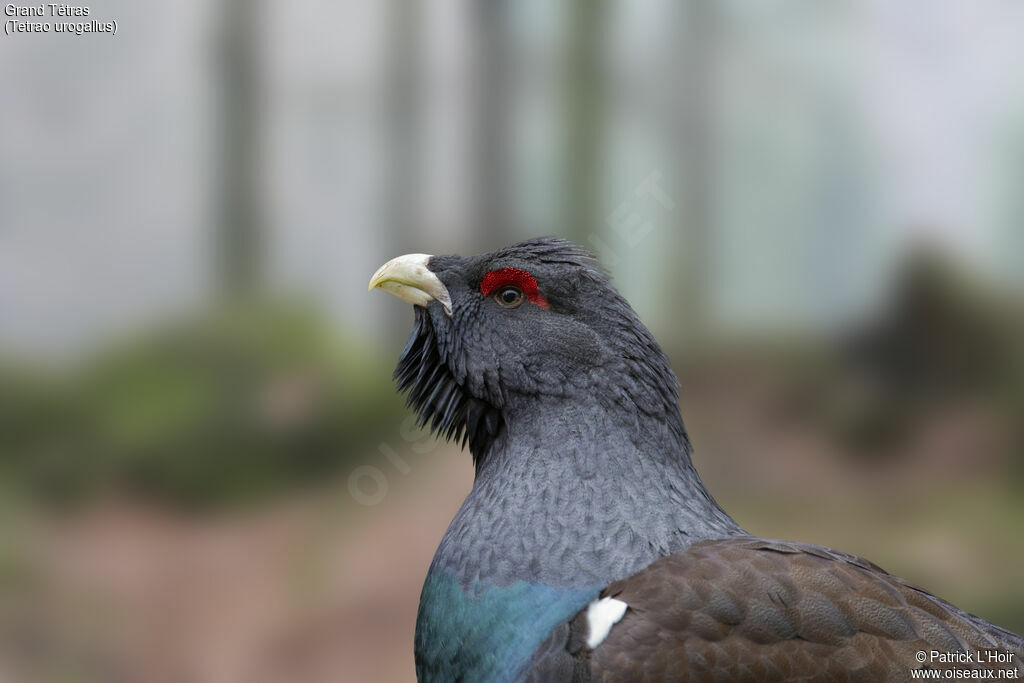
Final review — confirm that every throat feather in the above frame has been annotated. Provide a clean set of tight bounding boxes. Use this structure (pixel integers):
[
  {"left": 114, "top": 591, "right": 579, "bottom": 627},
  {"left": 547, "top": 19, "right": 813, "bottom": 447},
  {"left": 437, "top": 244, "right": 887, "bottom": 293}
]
[{"left": 395, "top": 309, "right": 502, "bottom": 463}]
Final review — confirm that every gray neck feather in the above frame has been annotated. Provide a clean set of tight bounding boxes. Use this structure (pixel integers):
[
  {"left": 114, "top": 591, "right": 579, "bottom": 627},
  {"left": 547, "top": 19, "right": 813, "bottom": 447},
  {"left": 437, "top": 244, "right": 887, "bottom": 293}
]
[{"left": 430, "top": 393, "right": 746, "bottom": 590}]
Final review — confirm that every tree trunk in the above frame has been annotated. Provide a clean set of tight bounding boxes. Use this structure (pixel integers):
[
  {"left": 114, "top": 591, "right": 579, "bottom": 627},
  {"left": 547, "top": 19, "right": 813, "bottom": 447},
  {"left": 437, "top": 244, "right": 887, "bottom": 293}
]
[
  {"left": 562, "top": 0, "right": 608, "bottom": 245},
  {"left": 217, "top": 0, "right": 265, "bottom": 299}
]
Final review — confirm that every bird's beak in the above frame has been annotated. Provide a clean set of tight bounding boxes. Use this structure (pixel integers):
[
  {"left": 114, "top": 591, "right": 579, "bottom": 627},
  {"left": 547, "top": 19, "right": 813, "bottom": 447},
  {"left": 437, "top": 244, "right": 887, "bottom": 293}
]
[{"left": 368, "top": 253, "right": 453, "bottom": 316}]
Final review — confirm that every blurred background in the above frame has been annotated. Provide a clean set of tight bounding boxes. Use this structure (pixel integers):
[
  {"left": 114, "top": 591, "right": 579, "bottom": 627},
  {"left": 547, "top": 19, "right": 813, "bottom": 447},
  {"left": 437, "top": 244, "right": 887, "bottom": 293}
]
[{"left": 1, "top": 0, "right": 1023, "bottom": 680}]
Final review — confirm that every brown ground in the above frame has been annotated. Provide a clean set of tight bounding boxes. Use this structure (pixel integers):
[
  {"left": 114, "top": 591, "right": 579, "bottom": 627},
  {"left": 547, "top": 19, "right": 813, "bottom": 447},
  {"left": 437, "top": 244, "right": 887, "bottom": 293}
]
[
  {"left": 0, "top": 447, "right": 472, "bottom": 683},
  {"left": 1, "top": 373, "right": 1020, "bottom": 683}
]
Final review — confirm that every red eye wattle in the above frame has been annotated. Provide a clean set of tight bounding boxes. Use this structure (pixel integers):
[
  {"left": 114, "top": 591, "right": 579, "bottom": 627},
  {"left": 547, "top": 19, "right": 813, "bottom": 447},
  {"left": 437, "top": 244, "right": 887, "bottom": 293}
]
[{"left": 480, "top": 268, "right": 550, "bottom": 309}]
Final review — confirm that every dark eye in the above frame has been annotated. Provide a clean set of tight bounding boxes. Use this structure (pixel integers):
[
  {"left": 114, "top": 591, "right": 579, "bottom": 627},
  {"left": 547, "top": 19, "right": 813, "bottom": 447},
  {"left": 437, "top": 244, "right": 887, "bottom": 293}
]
[{"left": 494, "top": 286, "right": 524, "bottom": 308}]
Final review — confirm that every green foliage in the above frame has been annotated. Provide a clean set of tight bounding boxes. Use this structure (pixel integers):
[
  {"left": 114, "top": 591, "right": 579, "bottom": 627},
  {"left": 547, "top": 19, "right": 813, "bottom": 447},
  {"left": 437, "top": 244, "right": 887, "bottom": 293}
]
[{"left": 0, "top": 303, "right": 403, "bottom": 509}]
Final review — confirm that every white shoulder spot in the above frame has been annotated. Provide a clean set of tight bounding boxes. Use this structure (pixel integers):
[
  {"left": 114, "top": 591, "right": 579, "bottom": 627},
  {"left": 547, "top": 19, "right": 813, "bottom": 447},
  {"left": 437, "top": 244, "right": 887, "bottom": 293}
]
[{"left": 584, "top": 596, "right": 628, "bottom": 649}]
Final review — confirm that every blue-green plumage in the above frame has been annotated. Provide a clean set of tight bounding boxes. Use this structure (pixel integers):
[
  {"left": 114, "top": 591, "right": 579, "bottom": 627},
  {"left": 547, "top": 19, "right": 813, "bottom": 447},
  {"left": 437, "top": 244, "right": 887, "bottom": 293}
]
[{"left": 415, "top": 571, "right": 598, "bottom": 682}]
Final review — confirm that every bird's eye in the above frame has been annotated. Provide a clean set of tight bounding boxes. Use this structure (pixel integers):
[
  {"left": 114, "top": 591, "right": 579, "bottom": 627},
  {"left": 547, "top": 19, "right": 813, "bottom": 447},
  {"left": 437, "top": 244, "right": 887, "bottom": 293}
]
[
  {"left": 480, "top": 267, "right": 549, "bottom": 309},
  {"left": 494, "top": 286, "right": 524, "bottom": 308}
]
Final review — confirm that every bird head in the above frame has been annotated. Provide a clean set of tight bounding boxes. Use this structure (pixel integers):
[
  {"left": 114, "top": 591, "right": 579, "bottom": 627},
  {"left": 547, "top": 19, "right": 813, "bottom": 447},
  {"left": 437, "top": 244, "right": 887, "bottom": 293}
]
[{"left": 369, "top": 237, "right": 683, "bottom": 465}]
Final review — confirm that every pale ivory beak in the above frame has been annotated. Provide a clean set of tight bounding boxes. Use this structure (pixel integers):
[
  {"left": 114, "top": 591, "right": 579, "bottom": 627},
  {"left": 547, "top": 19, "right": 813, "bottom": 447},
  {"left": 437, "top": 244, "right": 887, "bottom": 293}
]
[{"left": 368, "top": 253, "right": 453, "bottom": 316}]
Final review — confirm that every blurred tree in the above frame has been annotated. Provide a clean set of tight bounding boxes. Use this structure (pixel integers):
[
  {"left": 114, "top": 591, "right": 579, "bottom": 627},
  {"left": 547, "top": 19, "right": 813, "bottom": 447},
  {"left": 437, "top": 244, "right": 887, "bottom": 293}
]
[
  {"left": 672, "top": 0, "right": 716, "bottom": 352},
  {"left": 826, "top": 246, "right": 1022, "bottom": 460},
  {"left": 995, "top": 111, "right": 1024, "bottom": 291},
  {"left": 384, "top": 0, "right": 424, "bottom": 245},
  {"left": 217, "top": 0, "right": 267, "bottom": 298},
  {"left": 471, "top": 0, "right": 514, "bottom": 246},
  {"left": 562, "top": 0, "right": 609, "bottom": 245}
]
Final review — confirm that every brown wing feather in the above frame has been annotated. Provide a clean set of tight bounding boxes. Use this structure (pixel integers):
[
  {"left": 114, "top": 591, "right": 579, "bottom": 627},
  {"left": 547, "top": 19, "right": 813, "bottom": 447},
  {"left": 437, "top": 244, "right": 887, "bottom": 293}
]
[{"left": 586, "top": 537, "right": 1024, "bottom": 682}]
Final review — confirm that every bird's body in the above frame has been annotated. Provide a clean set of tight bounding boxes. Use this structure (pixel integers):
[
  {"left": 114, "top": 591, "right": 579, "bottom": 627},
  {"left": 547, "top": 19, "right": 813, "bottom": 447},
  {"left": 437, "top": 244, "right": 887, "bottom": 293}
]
[{"left": 369, "top": 238, "right": 1023, "bottom": 682}]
